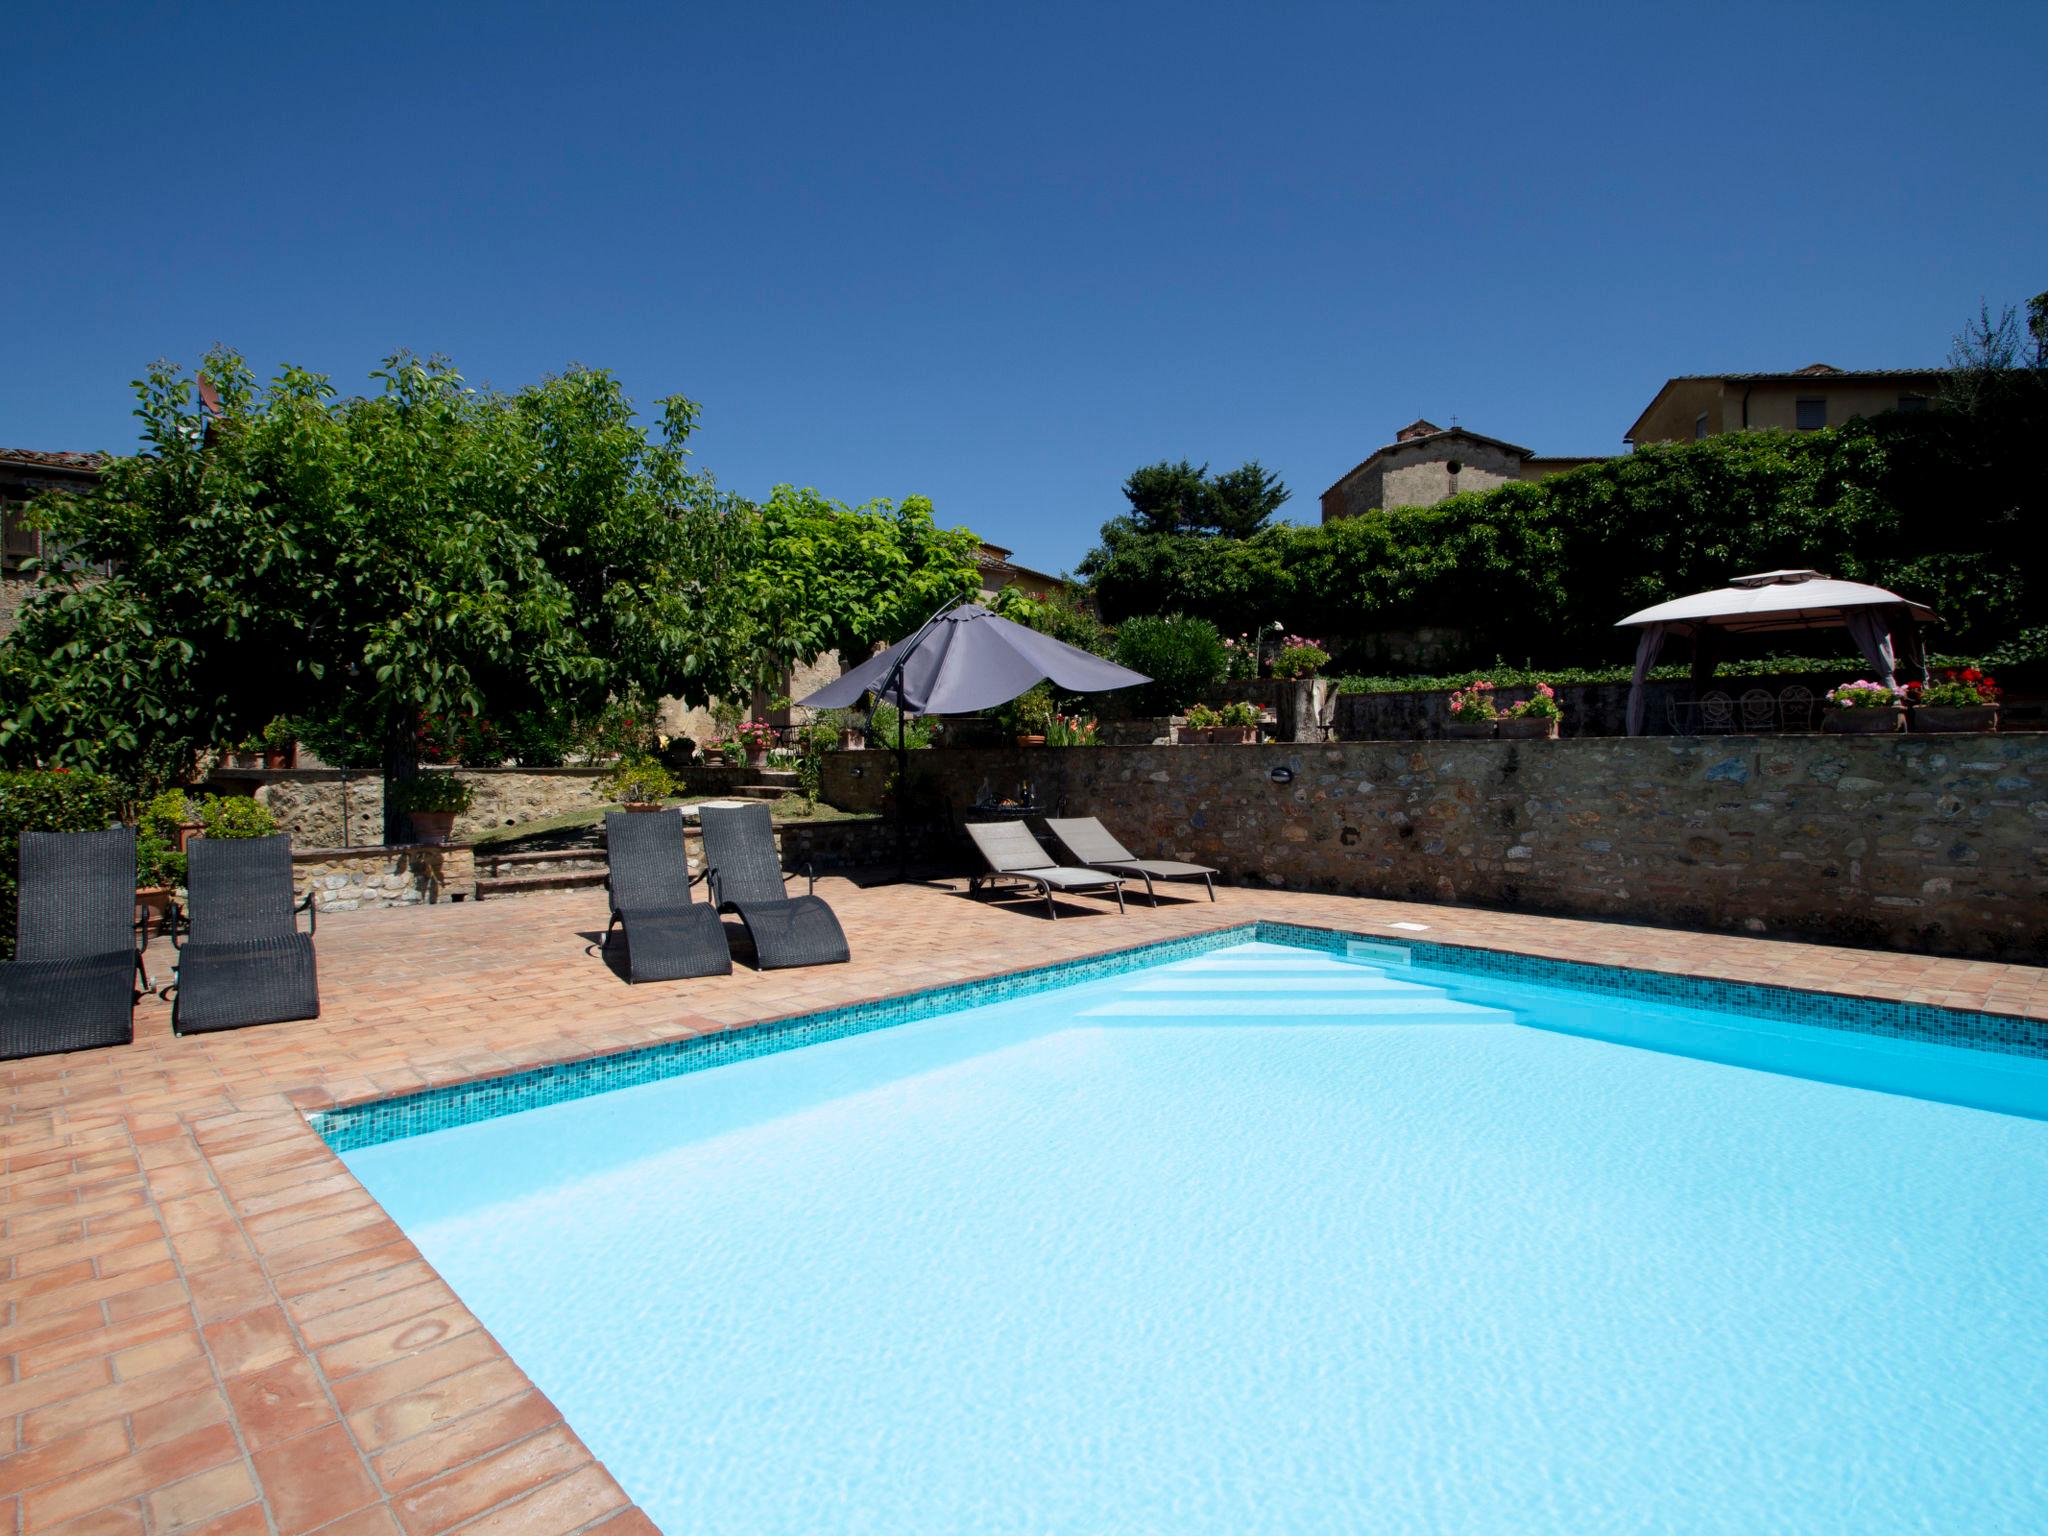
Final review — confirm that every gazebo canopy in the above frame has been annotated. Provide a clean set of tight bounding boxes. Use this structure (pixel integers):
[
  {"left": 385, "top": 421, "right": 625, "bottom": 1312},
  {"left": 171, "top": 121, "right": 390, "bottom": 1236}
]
[
  {"left": 1615, "top": 569, "right": 1936, "bottom": 635},
  {"left": 1615, "top": 570, "right": 1936, "bottom": 735}
]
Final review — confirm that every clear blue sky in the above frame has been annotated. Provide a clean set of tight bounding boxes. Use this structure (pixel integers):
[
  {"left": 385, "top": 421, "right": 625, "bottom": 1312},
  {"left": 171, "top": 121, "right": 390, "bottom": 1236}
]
[{"left": 7, "top": 1, "right": 2043, "bottom": 572}]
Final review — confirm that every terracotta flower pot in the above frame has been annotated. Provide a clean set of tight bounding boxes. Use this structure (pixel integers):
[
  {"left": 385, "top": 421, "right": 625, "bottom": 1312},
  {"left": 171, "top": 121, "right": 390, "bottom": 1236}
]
[
  {"left": 174, "top": 820, "right": 204, "bottom": 852},
  {"left": 1911, "top": 705, "right": 1998, "bottom": 734},
  {"left": 135, "top": 886, "right": 172, "bottom": 926},
  {"left": 1497, "top": 717, "right": 1560, "bottom": 740},
  {"left": 838, "top": 730, "right": 866, "bottom": 751},
  {"left": 746, "top": 746, "right": 768, "bottom": 768},
  {"left": 1218, "top": 725, "right": 1257, "bottom": 745},
  {"left": 263, "top": 745, "right": 297, "bottom": 770},
  {"left": 409, "top": 810, "right": 457, "bottom": 845},
  {"left": 1014, "top": 734, "right": 1046, "bottom": 747},
  {"left": 1822, "top": 706, "right": 1904, "bottom": 735},
  {"left": 1445, "top": 720, "right": 1496, "bottom": 739},
  {"left": 621, "top": 801, "right": 665, "bottom": 813}
]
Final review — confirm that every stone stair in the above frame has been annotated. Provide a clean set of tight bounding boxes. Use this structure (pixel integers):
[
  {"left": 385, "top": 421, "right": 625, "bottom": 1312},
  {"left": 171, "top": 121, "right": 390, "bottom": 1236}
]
[
  {"left": 728, "top": 772, "right": 801, "bottom": 802},
  {"left": 474, "top": 844, "right": 610, "bottom": 900}
]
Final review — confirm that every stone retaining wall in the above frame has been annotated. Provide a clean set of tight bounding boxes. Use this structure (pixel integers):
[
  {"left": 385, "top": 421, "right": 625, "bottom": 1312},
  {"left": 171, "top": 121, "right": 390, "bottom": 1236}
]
[
  {"left": 292, "top": 845, "right": 475, "bottom": 912},
  {"left": 820, "top": 735, "right": 2048, "bottom": 961}
]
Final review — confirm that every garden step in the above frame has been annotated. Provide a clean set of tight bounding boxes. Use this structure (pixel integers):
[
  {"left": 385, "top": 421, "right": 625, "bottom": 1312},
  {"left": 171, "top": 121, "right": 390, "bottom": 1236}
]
[
  {"left": 730, "top": 784, "right": 797, "bottom": 800},
  {"left": 476, "top": 847, "right": 609, "bottom": 874},
  {"left": 475, "top": 868, "right": 610, "bottom": 900}
]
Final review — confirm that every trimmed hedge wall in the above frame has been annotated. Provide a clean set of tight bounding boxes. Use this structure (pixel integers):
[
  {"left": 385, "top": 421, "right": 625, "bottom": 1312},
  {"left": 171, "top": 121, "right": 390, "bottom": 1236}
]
[{"left": 0, "top": 769, "right": 123, "bottom": 959}]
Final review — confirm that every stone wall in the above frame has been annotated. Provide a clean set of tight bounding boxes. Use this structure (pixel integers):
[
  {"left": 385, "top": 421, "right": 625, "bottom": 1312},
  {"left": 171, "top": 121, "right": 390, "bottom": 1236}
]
[
  {"left": 820, "top": 735, "right": 2048, "bottom": 961},
  {"left": 292, "top": 845, "right": 475, "bottom": 912},
  {"left": 238, "top": 767, "right": 618, "bottom": 846}
]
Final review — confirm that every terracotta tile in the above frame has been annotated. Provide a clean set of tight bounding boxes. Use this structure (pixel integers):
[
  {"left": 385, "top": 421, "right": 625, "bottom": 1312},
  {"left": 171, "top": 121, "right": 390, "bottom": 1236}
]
[
  {"left": 222, "top": 1356, "right": 333, "bottom": 1451},
  {"left": 249, "top": 1423, "right": 380, "bottom": 1535},
  {"left": 392, "top": 1425, "right": 590, "bottom": 1534},
  {"left": 344, "top": 1357, "right": 534, "bottom": 1456},
  {"left": 21, "top": 1359, "right": 218, "bottom": 1446},
  {"left": 306, "top": 1508, "right": 403, "bottom": 1536},
  {"left": 446, "top": 1464, "right": 629, "bottom": 1536},
  {"left": 21, "top": 1422, "right": 239, "bottom": 1528},
  {"left": 200, "top": 1305, "right": 297, "bottom": 1379},
  {"left": 0, "top": 1420, "right": 129, "bottom": 1502},
  {"left": 334, "top": 1341, "right": 521, "bottom": 1433},
  {"left": 313, "top": 1302, "right": 480, "bottom": 1383},
  {"left": 128, "top": 1384, "right": 233, "bottom": 1450},
  {"left": 171, "top": 1502, "right": 271, "bottom": 1536},
  {"left": 580, "top": 1511, "right": 663, "bottom": 1536},
  {"left": 182, "top": 1261, "right": 276, "bottom": 1325},
  {"left": 140, "top": 1460, "right": 260, "bottom": 1530},
  {"left": 32, "top": 1503, "right": 145, "bottom": 1535},
  {"left": 366, "top": 1389, "right": 560, "bottom": 1492}
]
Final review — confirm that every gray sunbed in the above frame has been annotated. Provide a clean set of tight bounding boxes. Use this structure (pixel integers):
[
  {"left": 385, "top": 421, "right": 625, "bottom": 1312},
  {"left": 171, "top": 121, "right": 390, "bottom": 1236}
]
[
  {"left": 172, "top": 834, "right": 320, "bottom": 1033},
  {"left": 0, "top": 826, "right": 143, "bottom": 1059},
  {"left": 1045, "top": 817, "right": 1218, "bottom": 904},
  {"left": 698, "top": 804, "right": 850, "bottom": 970},
  {"left": 603, "top": 811, "right": 733, "bottom": 982},
  {"left": 965, "top": 822, "right": 1125, "bottom": 920}
]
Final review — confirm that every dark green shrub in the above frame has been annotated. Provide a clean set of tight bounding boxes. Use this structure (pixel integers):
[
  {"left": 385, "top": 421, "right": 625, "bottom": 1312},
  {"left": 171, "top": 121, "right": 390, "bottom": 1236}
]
[
  {"left": 136, "top": 827, "right": 186, "bottom": 889},
  {"left": 867, "top": 701, "right": 934, "bottom": 750},
  {"left": 1112, "top": 614, "right": 1229, "bottom": 714},
  {"left": 0, "top": 769, "right": 122, "bottom": 958},
  {"left": 197, "top": 793, "right": 279, "bottom": 839}
]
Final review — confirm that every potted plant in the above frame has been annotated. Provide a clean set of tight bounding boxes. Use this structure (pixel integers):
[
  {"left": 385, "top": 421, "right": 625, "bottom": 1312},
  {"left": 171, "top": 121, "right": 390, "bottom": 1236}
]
[
  {"left": 604, "top": 754, "right": 674, "bottom": 811},
  {"left": 1445, "top": 680, "right": 1498, "bottom": 739},
  {"left": 259, "top": 716, "right": 300, "bottom": 770},
  {"left": 1907, "top": 666, "right": 2001, "bottom": 733},
  {"left": 134, "top": 826, "right": 186, "bottom": 928},
  {"left": 1001, "top": 684, "right": 1056, "bottom": 746},
  {"left": 719, "top": 738, "right": 748, "bottom": 768},
  {"left": 1215, "top": 700, "right": 1261, "bottom": 745},
  {"left": 145, "top": 789, "right": 203, "bottom": 851},
  {"left": 1179, "top": 702, "right": 1222, "bottom": 744},
  {"left": 196, "top": 792, "right": 279, "bottom": 840},
  {"left": 1497, "top": 682, "right": 1562, "bottom": 740},
  {"left": 385, "top": 774, "right": 473, "bottom": 844},
  {"left": 736, "top": 719, "right": 778, "bottom": 768},
  {"left": 1822, "top": 679, "right": 1906, "bottom": 734},
  {"left": 1270, "top": 636, "right": 1330, "bottom": 681}
]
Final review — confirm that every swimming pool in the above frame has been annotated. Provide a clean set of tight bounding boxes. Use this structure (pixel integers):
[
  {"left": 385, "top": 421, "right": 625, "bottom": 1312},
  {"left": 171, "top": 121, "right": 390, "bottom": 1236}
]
[{"left": 335, "top": 935, "right": 2048, "bottom": 1533}]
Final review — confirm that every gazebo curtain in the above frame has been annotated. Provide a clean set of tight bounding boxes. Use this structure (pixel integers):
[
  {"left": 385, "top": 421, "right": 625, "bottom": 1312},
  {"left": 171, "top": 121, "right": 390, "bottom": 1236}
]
[
  {"left": 1842, "top": 609, "right": 1899, "bottom": 688},
  {"left": 1625, "top": 623, "right": 1669, "bottom": 737}
]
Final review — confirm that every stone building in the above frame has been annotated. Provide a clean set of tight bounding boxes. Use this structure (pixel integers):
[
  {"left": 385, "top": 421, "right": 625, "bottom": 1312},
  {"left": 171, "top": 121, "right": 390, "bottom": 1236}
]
[
  {"left": 1319, "top": 420, "right": 1602, "bottom": 522},
  {"left": 1, "top": 449, "right": 107, "bottom": 639},
  {"left": 1624, "top": 363, "right": 1947, "bottom": 446}
]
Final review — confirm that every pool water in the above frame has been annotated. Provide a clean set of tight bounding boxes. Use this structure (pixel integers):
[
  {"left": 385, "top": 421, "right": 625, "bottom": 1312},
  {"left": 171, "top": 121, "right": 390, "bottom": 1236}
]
[{"left": 342, "top": 941, "right": 2048, "bottom": 1533}]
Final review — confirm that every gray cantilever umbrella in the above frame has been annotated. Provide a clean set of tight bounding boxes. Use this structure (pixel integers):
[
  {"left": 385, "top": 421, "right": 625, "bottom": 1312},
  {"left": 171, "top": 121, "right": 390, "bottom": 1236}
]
[
  {"left": 799, "top": 596, "right": 1150, "bottom": 872},
  {"left": 801, "top": 599, "right": 1148, "bottom": 715}
]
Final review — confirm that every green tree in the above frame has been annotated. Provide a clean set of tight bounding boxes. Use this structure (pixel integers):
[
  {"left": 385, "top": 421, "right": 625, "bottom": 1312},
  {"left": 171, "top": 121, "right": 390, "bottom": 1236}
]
[
  {"left": 739, "top": 486, "right": 983, "bottom": 685},
  {"left": 1103, "top": 457, "right": 1290, "bottom": 541},
  {"left": 0, "top": 351, "right": 754, "bottom": 835}
]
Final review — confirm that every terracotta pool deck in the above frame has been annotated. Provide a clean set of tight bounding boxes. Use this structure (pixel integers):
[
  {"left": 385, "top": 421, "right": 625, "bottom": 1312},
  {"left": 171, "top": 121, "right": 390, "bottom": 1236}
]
[{"left": 5, "top": 877, "right": 2045, "bottom": 1533}]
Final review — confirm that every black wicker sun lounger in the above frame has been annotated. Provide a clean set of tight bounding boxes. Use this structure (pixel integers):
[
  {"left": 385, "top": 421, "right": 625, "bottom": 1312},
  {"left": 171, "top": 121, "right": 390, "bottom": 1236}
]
[
  {"left": 698, "top": 804, "right": 850, "bottom": 970},
  {"left": 170, "top": 834, "right": 320, "bottom": 1034},
  {"left": 965, "top": 821, "right": 1126, "bottom": 920},
  {"left": 0, "top": 826, "right": 144, "bottom": 1060},
  {"left": 1044, "top": 816, "right": 1218, "bottom": 904},
  {"left": 602, "top": 811, "right": 733, "bottom": 982}
]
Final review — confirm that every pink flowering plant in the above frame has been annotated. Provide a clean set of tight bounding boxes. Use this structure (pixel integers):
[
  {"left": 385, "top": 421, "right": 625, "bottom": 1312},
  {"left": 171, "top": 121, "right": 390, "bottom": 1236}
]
[
  {"left": 1447, "top": 679, "right": 1498, "bottom": 723},
  {"left": 1504, "top": 681, "right": 1562, "bottom": 721},
  {"left": 1825, "top": 680, "right": 1905, "bottom": 710},
  {"left": 1221, "top": 635, "right": 1261, "bottom": 682},
  {"left": 735, "top": 719, "right": 779, "bottom": 749},
  {"left": 1271, "top": 635, "right": 1330, "bottom": 681},
  {"left": 1045, "top": 712, "right": 1100, "bottom": 747}
]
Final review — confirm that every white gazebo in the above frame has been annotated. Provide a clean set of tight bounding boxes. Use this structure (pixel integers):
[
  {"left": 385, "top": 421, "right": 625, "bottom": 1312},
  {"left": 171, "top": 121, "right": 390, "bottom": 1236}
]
[{"left": 1615, "top": 570, "right": 1935, "bottom": 736}]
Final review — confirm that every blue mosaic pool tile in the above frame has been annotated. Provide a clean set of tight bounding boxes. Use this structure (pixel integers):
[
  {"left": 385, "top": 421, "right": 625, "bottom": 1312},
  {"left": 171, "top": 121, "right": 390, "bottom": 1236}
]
[{"left": 312, "top": 919, "right": 2047, "bottom": 1152}]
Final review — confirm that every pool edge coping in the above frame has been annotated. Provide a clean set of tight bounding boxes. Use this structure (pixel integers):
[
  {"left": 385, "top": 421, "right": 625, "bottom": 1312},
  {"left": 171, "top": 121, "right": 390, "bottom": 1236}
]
[{"left": 309, "top": 918, "right": 2048, "bottom": 1153}]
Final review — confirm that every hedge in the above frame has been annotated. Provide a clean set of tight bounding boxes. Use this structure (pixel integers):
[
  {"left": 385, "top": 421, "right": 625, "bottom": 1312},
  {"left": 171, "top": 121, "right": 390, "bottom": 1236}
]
[
  {"left": 0, "top": 769, "right": 123, "bottom": 960},
  {"left": 1084, "top": 404, "right": 2044, "bottom": 671}
]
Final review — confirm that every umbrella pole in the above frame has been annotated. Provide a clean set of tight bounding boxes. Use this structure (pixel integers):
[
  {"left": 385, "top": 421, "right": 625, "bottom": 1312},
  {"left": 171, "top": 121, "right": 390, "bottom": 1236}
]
[{"left": 864, "top": 593, "right": 966, "bottom": 885}]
